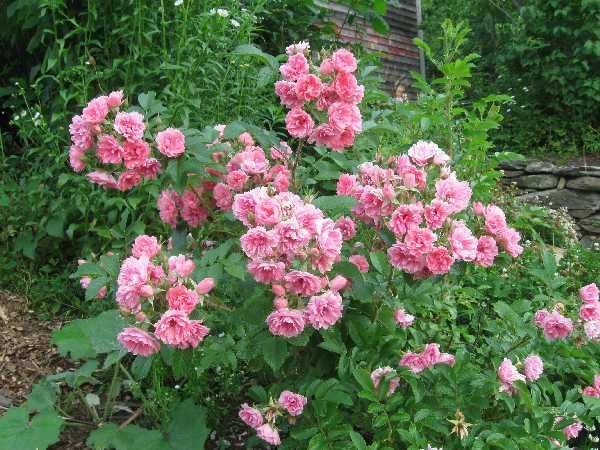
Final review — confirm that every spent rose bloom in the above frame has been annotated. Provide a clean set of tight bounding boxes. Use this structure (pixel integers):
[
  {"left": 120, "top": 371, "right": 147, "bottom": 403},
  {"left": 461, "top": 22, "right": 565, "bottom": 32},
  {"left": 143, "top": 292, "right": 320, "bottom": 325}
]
[
  {"left": 87, "top": 171, "right": 118, "bottom": 189},
  {"left": 370, "top": 366, "right": 400, "bottom": 396},
  {"left": 256, "top": 424, "right": 281, "bottom": 446},
  {"left": 238, "top": 404, "right": 263, "bottom": 428},
  {"left": 523, "top": 355, "right": 543, "bottom": 381},
  {"left": 278, "top": 390, "right": 307, "bottom": 416},
  {"left": 497, "top": 358, "right": 525, "bottom": 394},
  {"left": 562, "top": 420, "right": 583, "bottom": 440},
  {"left": 394, "top": 308, "right": 415, "bottom": 328},
  {"left": 266, "top": 308, "right": 305, "bottom": 337},
  {"left": 117, "top": 327, "right": 160, "bottom": 356},
  {"left": 156, "top": 128, "right": 185, "bottom": 157},
  {"left": 349, "top": 254, "right": 369, "bottom": 273}
]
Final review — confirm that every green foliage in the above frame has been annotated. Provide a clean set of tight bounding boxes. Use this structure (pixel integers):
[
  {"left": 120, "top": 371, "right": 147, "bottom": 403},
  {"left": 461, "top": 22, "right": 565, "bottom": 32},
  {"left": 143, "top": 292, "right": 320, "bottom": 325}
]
[
  {"left": 0, "top": 382, "right": 63, "bottom": 450},
  {"left": 422, "top": 0, "right": 600, "bottom": 156}
]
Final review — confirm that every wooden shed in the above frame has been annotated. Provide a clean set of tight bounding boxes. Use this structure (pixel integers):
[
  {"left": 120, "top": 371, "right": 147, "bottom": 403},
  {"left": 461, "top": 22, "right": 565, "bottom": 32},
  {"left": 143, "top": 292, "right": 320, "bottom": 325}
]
[{"left": 320, "top": 1, "right": 424, "bottom": 99}]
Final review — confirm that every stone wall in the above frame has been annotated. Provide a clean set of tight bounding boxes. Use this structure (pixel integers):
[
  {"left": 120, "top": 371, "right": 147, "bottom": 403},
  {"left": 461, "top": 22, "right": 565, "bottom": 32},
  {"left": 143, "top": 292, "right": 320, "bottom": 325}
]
[{"left": 499, "top": 159, "right": 600, "bottom": 246}]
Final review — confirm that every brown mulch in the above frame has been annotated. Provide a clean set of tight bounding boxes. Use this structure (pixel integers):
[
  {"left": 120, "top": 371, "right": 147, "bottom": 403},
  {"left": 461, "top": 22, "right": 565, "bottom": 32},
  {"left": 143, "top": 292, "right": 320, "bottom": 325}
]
[
  {"left": 0, "top": 290, "right": 92, "bottom": 449},
  {"left": 0, "top": 289, "right": 68, "bottom": 407}
]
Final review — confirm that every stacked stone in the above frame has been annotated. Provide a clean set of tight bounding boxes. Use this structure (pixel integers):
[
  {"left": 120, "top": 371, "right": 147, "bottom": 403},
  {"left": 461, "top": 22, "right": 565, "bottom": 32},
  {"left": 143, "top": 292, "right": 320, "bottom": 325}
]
[{"left": 500, "top": 159, "right": 600, "bottom": 247}]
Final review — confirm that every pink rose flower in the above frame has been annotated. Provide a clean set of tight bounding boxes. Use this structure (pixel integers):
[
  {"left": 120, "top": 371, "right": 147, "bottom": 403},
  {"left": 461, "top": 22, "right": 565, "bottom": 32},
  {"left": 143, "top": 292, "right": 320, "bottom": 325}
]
[
  {"left": 213, "top": 183, "right": 234, "bottom": 211},
  {"left": 295, "top": 74, "right": 322, "bottom": 101},
  {"left": 580, "top": 300, "right": 600, "bottom": 321},
  {"left": 117, "top": 327, "right": 160, "bottom": 356},
  {"left": 306, "top": 290, "right": 343, "bottom": 329},
  {"left": 82, "top": 96, "right": 109, "bottom": 125},
  {"left": 584, "top": 320, "right": 600, "bottom": 339},
  {"left": 316, "top": 218, "right": 343, "bottom": 258},
  {"left": 497, "top": 358, "right": 525, "bottom": 394},
  {"left": 248, "top": 260, "right": 286, "bottom": 283},
  {"left": 319, "top": 57, "right": 335, "bottom": 75},
  {"left": 240, "top": 148, "right": 269, "bottom": 175},
  {"left": 284, "top": 270, "right": 322, "bottom": 296},
  {"left": 542, "top": 311, "right": 573, "bottom": 340},
  {"left": 156, "top": 128, "right": 185, "bottom": 157},
  {"left": 123, "top": 140, "right": 150, "bottom": 169},
  {"left": 483, "top": 205, "right": 507, "bottom": 235},
  {"left": 69, "top": 145, "right": 86, "bottom": 172},
  {"left": 137, "top": 158, "right": 162, "bottom": 179},
  {"left": 331, "top": 48, "right": 357, "bottom": 73},
  {"left": 256, "top": 424, "right": 281, "bottom": 446},
  {"left": 238, "top": 403, "right": 263, "bottom": 429},
  {"left": 254, "top": 197, "right": 281, "bottom": 226},
  {"left": 387, "top": 243, "right": 426, "bottom": 274},
  {"left": 497, "top": 227, "right": 523, "bottom": 258},
  {"left": 400, "top": 343, "right": 454, "bottom": 373},
  {"left": 154, "top": 310, "right": 209, "bottom": 349},
  {"left": 96, "top": 134, "right": 123, "bottom": 164},
  {"left": 327, "top": 101, "right": 362, "bottom": 133},
  {"left": 523, "top": 354, "right": 543, "bottom": 381},
  {"left": 388, "top": 204, "right": 423, "bottom": 236},
  {"left": 273, "top": 297, "right": 288, "bottom": 309},
  {"left": 275, "top": 80, "right": 303, "bottom": 108},
  {"left": 426, "top": 247, "right": 454, "bottom": 275},
  {"left": 408, "top": 141, "right": 439, "bottom": 166},
  {"left": 435, "top": 174, "right": 472, "bottom": 213},
  {"left": 87, "top": 170, "right": 118, "bottom": 189},
  {"left": 562, "top": 420, "right": 583, "bottom": 440},
  {"left": 336, "top": 174, "right": 357, "bottom": 196},
  {"left": 106, "top": 90, "right": 123, "bottom": 108},
  {"left": 157, "top": 189, "right": 180, "bottom": 227},
  {"left": 226, "top": 170, "right": 249, "bottom": 191},
  {"left": 370, "top": 366, "right": 400, "bottom": 396},
  {"left": 580, "top": 283, "right": 599, "bottom": 303},
  {"left": 285, "top": 108, "right": 314, "bottom": 138},
  {"left": 240, "top": 227, "right": 278, "bottom": 259},
  {"left": 114, "top": 111, "right": 145, "bottom": 142},
  {"left": 583, "top": 375, "right": 600, "bottom": 398},
  {"left": 278, "top": 390, "right": 307, "bottom": 416},
  {"left": 166, "top": 285, "right": 199, "bottom": 315},
  {"left": 168, "top": 254, "right": 196, "bottom": 278},
  {"left": 238, "top": 132, "right": 255, "bottom": 147},
  {"left": 472, "top": 201, "right": 485, "bottom": 216},
  {"left": 280, "top": 53, "right": 309, "bottom": 81},
  {"left": 117, "top": 170, "right": 142, "bottom": 191},
  {"left": 266, "top": 308, "right": 305, "bottom": 337},
  {"left": 475, "top": 236, "right": 498, "bottom": 268},
  {"left": 329, "top": 275, "right": 348, "bottom": 292},
  {"left": 181, "top": 190, "right": 208, "bottom": 228},
  {"left": 349, "top": 254, "right": 369, "bottom": 273},
  {"left": 449, "top": 222, "right": 477, "bottom": 262},
  {"left": 69, "top": 114, "right": 93, "bottom": 151},
  {"left": 424, "top": 199, "right": 451, "bottom": 230},
  {"left": 533, "top": 309, "right": 550, "bottom": 328},
  {"left": 196, "top": 277, "right": 215, "bottom": 295},
  {"left": 394, "top": 308, "right": 415, "bottom": 328},
  {"left": 333, "top": 72, "right": 359, "bottom": 101},
  {"left": 336, "top": 216, "right": 356, "bottom": 240},
  {"left": 132, "top": 235, "right": 161, "bottom": 258}
]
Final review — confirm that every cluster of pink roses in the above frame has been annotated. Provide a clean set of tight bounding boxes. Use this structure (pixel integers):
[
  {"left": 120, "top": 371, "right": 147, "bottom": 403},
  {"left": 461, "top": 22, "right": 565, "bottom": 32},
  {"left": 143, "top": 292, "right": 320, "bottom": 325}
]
[
  {"left": 113, "top": 235, "right": 215, "bottom": 355},
  {"left": 399, "top": 343, "right": 455, "bottom": 373},
  {"left": 68, "top": 91, "right": 187, "bottom": 191},
  {"left": 496, "top": 355, "right": 543, "bottom": 395},
  {"left": 534, "top": 283, "right": 600, "bottom": 341},
  {"left": 336, "top": 141, "right": 522, "bottom": 278},
  {"left": 238, "top": 390, "right": 307, "bottom": 446},
  {"left": 232, "top": 187, "right": 351, "bottom": 337},
  {"left": 156, "top": 128, "right": 293, "bottom": 229},
  {"left": 275, "top": 43, "right": 363, "bottom": 151}
]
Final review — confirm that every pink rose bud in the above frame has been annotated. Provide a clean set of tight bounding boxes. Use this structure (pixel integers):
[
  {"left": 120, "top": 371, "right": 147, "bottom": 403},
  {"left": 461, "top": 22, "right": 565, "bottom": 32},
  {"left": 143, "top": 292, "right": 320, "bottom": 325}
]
[
  {"left": 135, "top": 312, "right": 147, "bottom": 322},
  {"left": 140, "top": 285, "right": 154, "bottom": 298},
  {"left": 320, "top": 276, "right": 329, "bottom": 289},
  {"left": 80, "top": 276, "right": 91, "bottom": 289},
  {"left": 273, "top": 297, "right": 288, "bottom": 310},
  {"left": 272, "top": 284, "right": 286, "bottom": 297},
  {"left": 77, "top": 259, "right": 87, "bottom": 265},
  {"left": 196, "top": 277, "right": 215, "bottom": 295},
  {"left": 106, "top": 251, "right": 114, "bottom": 256},
  {"left": 472, "top": 202, "right": 485, "bottom": 216},
  {"left": 329, "top": 275, "right": 348, "bottom": 292}
]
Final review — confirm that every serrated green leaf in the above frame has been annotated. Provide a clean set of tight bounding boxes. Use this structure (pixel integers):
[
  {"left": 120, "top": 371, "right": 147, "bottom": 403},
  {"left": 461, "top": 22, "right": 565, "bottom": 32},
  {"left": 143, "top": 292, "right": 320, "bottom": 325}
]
[
  {"left": 131, "top": 355, "right": 154, "bottom": 380},
  {"left": 0, "top": 407, "right": 63, "bottom": 450},
  {"left": 167, "top": 399, "right": 208, "bottom": 450},
  {"left": 312, "top": 195, "right": 356, "bottom": 215},
  {"left": 262, "top": 337, "right": 288, "bottom": 372},
  {"left": 87, "top": 423, "right": 168, "bottom": 450}
]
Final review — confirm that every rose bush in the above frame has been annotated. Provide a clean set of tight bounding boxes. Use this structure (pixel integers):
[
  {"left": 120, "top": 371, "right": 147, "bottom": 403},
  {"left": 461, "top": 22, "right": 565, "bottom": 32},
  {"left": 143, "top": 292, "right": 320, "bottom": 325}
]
[{"left": 4, "top": 38, "right": 600, "bottom": 450}]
